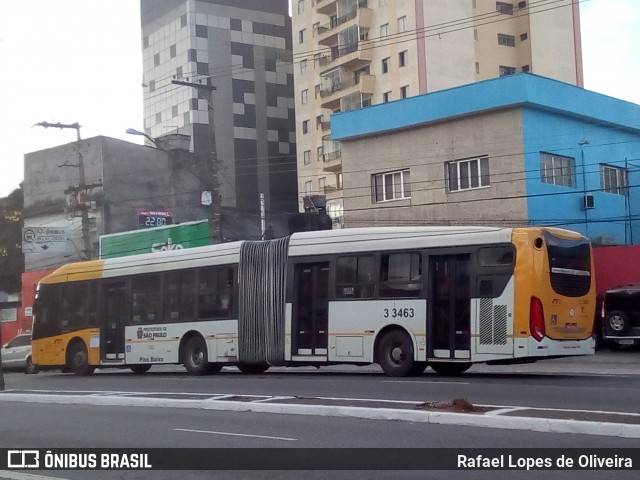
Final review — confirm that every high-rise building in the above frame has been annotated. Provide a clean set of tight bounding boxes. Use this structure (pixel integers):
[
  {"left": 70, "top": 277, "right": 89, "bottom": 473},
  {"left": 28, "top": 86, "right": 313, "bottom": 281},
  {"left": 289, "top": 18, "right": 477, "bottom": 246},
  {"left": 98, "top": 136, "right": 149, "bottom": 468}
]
[
  {"left": 140, "top": 0, "right": 298, "bottom": 239},
  {"left": 292, "top": 0, "right": 583, "bottom": 226}
]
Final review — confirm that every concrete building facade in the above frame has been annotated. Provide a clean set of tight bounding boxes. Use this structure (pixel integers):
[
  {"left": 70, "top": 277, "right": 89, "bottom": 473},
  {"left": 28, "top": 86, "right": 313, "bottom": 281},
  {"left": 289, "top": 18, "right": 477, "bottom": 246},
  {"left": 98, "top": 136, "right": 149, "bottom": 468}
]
[
  {"left": 23, "top": 136, "right": 209, "bottom": 272},
  {"left": 291, "top": 0, "right": 583, "bottom": 224},
  {"left": 330, "top": 74, "right": 640, "bottom": 245},
  {"left": 140, "top": 0, "right": 298, "bottom": 224}
]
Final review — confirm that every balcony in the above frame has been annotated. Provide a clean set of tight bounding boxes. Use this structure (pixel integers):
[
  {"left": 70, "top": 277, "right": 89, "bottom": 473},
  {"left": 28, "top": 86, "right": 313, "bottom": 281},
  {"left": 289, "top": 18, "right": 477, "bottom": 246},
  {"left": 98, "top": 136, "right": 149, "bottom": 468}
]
[
  {"left": 317, "top": 7, "right": 372, "bottom": 46},
  {"left": 322, "top": 149, "right": 342, "bottom": 173},
  {"left": 318, "top": 73, "right": 375, "bottom": 110},
  {"left": 320, "top": 41, "right": 373, "bottom": 72},
  {"left": 323, "top": 184, "right": 344, "bottom": 201},
  {"left": 315, "top": 0, "right": 336, "bottom": 16}
]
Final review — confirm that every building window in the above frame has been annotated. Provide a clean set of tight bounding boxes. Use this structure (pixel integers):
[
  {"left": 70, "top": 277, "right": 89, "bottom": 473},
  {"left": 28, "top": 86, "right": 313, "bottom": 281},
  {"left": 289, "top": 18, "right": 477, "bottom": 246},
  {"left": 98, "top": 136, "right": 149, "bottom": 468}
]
[
  {"left": 474, "top": 29, "right": 478, "bottom": 41},
  {"left": 170, "top": 44, "right": 177, "bottom": 58},
  {"left": 149, "top": 80, "right": 156, "bottom": 92},
  {"left": 497, "top": 34, "right": 516, "bottom": 47},
  {"left": 601, "top": 165, "right": 627, "bottom": 195},
  {"left": 153, "top": 53, "right": 160, "bottom": 67},
  {"left": 399, "top": 50, "right": 408, "bottom": 67},
  {"left": 319, "top": 177, "right": 326, "bottom": 190},
  {"left": 496, "top": 2, "right": 514, "bottom": 14},
  {"left": 143, "top": 36, "right": 149, "bottom": 49},
  {"left": 317, "top": 146, "right": 324, "bottom": 159},
  {"left": 400, "top": 85, "right": 408, "bottom": 98},
  {"left": 301, "top": 89, "right": 308, "bottom": 104},
  {"left": 299, "top": 29, "right": 306, "bottom": 44},
  {"left": 518, "top": 1, "right": 527, "bottom": 8},
  {"left": 297, "top": 0, "right": 304, "bottom": 15},
  {"left": 520, "top": 32, "right": 529, "bottom": 41},
  {"left": 383, "top": 91, "right": 390, "bottom": 103},
  {"left": 172, "top": 105, "right": 178, "bottom": 117},
  {"left": 521, "top": 65, "right": 530, "bottom": 72},
  {"left": 195, "top": 25, "right": 208, "bottom": 38},
  {"left": 155, "top": 112, "right": 162, "bottom": 124},
  {"left": 373, "top": 169, "right": 411, "bottom": 202},
  {"left": 305, "top": 181, "right": 313, "bottom": 195},
  {"left": 540, "top": 152, "right": 575, "bottom": 187},
  {"left": 499, "top": 65, "right": 516, "bottom": 76},
  {"left": 475, "top": 62, "right": 480, "bottom": 74},
  {"left": 446, "top": 157, "right": 490, "bottom": 192},
  {"left": 380, "top": 23, "right": 389, "bottom": 38},
  {"left": 180, "top": 14, "right": 187, "bottom": 28},
  {"left": 397, "top": 16, "right": 407, "bottom": 33},
  {"left": 300, "top": 59, "right": 307, "bottom": 74},
  {"left": 382, "top": 57, "right": 389, "bottom": 74},
  {"left": 303, "top": 150, "right": 311, "bottom": 165},
  {"left": 302, "top": 120, "right": 309, "bottom": 134}
]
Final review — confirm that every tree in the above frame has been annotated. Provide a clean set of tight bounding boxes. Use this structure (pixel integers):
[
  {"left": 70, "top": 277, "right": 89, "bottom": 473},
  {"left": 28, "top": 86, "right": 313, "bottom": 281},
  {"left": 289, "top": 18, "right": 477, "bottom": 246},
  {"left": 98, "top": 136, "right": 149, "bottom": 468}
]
[{"left": 0, "top": 187, "right": 24, "bottom": 293}]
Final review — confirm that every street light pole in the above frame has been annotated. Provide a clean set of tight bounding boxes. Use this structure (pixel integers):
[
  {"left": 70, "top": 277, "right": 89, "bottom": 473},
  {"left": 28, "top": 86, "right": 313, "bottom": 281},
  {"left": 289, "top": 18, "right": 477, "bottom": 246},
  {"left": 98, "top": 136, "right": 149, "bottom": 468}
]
[{"left": 34, "top": 121, "right": 94, "bottom": 259}]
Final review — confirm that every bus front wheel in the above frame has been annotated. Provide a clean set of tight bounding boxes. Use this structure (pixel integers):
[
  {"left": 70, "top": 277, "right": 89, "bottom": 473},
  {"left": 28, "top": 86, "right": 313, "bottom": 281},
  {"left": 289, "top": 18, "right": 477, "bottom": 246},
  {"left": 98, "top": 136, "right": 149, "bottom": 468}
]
[
  {"left": 183, "top": 336, "right": 209, "bottom": 376},
  {"left": 69, "top": 342, "right": 95, "bottom": 376},
  {"left": 377, "top": 329, "right": 415, "bottom": 377}
]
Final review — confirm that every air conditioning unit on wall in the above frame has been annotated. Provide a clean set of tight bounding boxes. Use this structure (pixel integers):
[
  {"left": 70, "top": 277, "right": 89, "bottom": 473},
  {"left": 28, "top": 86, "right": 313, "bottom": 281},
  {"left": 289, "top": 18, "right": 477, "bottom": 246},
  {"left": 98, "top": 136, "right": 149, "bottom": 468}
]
[{"left": 582, "top": 194, "right": 594, "bottom": 209}]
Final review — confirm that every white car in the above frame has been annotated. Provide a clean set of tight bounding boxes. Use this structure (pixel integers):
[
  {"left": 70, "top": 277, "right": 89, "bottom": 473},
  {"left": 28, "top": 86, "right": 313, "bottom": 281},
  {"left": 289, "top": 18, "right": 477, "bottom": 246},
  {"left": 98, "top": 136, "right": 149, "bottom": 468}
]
[{"left": 1, "top": 333, "right": 38, "bottom": 374}]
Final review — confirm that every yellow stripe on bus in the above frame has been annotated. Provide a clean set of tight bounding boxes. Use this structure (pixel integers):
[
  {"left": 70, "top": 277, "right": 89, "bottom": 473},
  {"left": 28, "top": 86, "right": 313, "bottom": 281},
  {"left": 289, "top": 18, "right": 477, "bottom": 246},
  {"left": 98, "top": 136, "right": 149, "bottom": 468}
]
[{"left": 39, "top": 260, "right": 105, "bottom": 284}]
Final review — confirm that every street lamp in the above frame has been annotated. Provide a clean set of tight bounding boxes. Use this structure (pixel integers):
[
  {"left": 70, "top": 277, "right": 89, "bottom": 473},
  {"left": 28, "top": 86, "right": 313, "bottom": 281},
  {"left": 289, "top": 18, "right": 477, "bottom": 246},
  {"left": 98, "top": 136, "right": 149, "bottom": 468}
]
[{"left": 125, "top": 128, "right": 158, "bottom": 147}]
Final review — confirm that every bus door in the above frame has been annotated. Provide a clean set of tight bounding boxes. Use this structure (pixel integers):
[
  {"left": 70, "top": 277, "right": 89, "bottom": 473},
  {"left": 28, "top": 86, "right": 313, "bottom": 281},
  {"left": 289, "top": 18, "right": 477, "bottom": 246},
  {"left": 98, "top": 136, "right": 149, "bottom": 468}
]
[
  {"left": 428, "top": 255, "right": 471, "bottom": 359},
  {"left": 101, "top": 281, "right": 127, "bottom": 362},
  {"left": 292, "top": 262, "right": 329, "bottom": 357}
]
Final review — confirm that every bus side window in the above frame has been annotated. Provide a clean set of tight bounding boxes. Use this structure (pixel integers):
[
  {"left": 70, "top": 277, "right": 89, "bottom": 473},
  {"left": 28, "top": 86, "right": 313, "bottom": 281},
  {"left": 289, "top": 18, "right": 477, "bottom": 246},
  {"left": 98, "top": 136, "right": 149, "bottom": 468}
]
[
  {"left": 33, "top": 284, "right": 61, "bottom": 340},
  {"left": 336, "top": 255, "right": 376, "bottom": 299},
  {"left": 61, "top": 282, "right": 89, "bottom": 332},
  {"left": 131, "top": 274, "right": 161, "bottom": 324},
  {"left": 198, "top": 266, "right": 234, "bottom": 319},
  {"left": 379, "top": 252, "right": 422, "bottom": 298},
  {"left": 478, "top": 246, "right": 515, "bottom": 266}
]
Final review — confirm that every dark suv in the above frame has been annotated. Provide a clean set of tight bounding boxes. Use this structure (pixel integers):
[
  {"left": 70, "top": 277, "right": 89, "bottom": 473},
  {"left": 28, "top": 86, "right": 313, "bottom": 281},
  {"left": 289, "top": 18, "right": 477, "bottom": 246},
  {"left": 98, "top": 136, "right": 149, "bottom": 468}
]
[{"left": 601, "top": 284, "right": 640, "bottom": 350}]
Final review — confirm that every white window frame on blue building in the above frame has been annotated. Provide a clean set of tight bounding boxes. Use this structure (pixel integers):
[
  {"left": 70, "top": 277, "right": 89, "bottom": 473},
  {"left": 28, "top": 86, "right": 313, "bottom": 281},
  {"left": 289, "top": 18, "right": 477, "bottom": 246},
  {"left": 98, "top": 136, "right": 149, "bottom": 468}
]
[
  {"left": 372, "top": 169, "right": 411, "bottom": 203},
  {"left": 601, "top": 164, "right": 627, "bottom": 195},
  {"left": 540, "top": 152, "right": 575, "bottom": 187},
  {"left": 446, "top": 156, "right": 490, "bottom": 192}
]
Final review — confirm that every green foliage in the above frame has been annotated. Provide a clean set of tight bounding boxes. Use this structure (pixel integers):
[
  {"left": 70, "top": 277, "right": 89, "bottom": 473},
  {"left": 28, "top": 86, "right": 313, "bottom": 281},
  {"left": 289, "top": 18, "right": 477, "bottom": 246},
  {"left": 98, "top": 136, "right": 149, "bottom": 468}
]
[{"left": 0, "top": 187, "right": 24, "bottom": 293}]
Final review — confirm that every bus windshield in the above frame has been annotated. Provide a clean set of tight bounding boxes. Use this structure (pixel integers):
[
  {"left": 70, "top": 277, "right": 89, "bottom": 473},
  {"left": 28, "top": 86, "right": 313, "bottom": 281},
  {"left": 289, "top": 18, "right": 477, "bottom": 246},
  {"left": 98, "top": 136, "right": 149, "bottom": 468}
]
[{"left": 545, "top": 232, "right": 591, "bottom": 297}]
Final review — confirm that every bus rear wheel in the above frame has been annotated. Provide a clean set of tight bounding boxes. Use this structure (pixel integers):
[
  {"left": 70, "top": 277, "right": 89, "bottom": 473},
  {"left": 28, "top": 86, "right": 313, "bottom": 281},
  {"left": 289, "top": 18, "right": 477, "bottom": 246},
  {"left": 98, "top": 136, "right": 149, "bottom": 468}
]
[
  {"left": 130, "top": 364, "right": 152, "bottom": 374},
  {"left": 377, "top": 329, "right": 415, "bottom": 377},
  {"left": 183, "top": 336, "right": 209, "bottom": 376},
  {"left": 429, "top": 362, "right": 472, "bottom": 376},
  {"left": 69, "top": 342, "right": 95, "bottom": 376},
  {"left": 238, "top": 363, "right": 270, "bottom": 374}
]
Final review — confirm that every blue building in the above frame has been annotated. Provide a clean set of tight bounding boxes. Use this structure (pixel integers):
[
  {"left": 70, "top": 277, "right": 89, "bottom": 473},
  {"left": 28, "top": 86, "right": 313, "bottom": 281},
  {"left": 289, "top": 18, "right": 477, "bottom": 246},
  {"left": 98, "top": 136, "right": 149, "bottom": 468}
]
[{"left": 330, "top": 74, "right": 640, "bottom": 245}]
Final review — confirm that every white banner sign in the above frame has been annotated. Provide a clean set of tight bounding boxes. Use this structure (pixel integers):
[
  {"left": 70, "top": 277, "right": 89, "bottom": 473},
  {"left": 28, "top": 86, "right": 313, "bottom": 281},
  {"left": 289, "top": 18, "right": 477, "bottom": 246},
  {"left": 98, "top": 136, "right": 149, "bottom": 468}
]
[{"left": 22, "top": 227, "right": 67, "bottom": 253}]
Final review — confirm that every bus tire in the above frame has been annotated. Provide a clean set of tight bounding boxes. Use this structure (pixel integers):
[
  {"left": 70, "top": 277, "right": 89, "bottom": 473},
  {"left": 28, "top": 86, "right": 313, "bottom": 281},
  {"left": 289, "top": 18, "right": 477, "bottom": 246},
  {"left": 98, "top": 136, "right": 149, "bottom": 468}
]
[
  {"left": 237, "top": 363, "right": 270, "bottom": 374},
  {"left": 606, "top": 310, "right": 629, "bottom": 333},
  {"left": 429, "top": 362, "right": 472, "bottom": 376},
  {"left": 68, "top": 342, "right": 95, "bottom": 376},
  {"left": 182, "top": 336, "right": 209, "bottom": 376},
  {"left": 130, "top": 364, "right": 152, "bottom": 374},
  {"left": 377, "top": 329, "right": 415, "bottom": 377}
]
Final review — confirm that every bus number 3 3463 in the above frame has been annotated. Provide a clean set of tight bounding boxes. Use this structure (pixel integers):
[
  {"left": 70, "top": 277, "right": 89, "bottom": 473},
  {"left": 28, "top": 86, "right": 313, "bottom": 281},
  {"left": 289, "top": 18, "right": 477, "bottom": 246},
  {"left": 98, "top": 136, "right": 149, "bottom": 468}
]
[{"left": 383, "top": 308, "right": 415, "bottom": 319}]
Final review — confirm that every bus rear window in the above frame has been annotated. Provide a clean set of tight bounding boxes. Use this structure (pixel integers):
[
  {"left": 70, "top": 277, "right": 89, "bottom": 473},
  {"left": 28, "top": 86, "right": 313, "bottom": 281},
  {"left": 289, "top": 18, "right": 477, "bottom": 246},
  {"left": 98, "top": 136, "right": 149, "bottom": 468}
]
[{"left": 545, "top": 233, "right": 591, "bottom": 297}]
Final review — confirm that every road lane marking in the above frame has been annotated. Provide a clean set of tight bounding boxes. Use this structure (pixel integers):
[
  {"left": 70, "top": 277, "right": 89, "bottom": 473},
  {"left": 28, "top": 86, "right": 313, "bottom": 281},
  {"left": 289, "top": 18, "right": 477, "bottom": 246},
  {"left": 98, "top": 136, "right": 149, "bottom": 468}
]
[{"left": 173, "top": 428, "right": 297, "bottom": 441}]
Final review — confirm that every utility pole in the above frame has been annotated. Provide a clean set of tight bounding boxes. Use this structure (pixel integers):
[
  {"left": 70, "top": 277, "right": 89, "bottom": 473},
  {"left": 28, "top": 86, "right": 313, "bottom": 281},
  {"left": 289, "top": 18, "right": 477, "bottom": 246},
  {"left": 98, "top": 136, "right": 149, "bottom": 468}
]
[
  {"left": 34, "top": 121, "right": 98, "bottom": 259},
  {"left": 171, "top": 78, "right": 223, "bottom": 243}
]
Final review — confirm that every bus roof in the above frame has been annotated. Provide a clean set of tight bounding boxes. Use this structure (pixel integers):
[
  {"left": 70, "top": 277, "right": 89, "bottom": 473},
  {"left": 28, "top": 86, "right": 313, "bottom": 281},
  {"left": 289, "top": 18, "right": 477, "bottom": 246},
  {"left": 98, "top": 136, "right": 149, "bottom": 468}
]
[{"left": 38, "top": 225, "right": 584, "bottom": 285}]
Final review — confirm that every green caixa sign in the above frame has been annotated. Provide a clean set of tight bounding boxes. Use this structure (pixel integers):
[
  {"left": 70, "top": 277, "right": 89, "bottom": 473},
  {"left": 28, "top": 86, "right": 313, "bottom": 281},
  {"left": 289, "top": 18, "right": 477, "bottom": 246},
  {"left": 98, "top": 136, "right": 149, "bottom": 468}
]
[{"left": 99, "top": 220, "right": 211, "bottom": 259}]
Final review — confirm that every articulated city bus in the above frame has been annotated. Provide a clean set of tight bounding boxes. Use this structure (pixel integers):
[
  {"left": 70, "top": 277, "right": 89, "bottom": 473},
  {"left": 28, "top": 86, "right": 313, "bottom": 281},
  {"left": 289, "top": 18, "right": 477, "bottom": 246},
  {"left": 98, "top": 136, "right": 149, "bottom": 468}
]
[{"left": 31, "top": 226, "right": 595, "bottom": 377}]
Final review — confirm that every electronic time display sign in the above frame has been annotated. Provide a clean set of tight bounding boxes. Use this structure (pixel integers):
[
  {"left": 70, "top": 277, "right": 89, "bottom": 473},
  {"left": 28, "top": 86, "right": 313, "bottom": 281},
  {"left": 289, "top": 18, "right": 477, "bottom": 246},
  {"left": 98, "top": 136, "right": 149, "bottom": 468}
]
[{"left": 138, "top": 209, "right": 172, "bottom": 228}]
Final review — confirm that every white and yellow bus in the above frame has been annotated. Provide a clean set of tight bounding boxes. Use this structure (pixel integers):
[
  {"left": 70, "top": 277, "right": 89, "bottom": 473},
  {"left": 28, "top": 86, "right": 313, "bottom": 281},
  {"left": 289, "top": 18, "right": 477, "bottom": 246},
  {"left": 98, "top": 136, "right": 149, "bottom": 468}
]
[{"left": 32, "top": 226, "right": 596, "bottom": 377}]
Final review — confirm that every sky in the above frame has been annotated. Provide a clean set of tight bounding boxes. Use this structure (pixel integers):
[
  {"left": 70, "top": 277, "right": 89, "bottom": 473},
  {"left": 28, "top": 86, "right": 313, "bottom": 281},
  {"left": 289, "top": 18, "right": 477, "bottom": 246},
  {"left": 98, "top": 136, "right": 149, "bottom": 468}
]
[{"left": 0, "top": 0, "right": 639, "bottom": 198}]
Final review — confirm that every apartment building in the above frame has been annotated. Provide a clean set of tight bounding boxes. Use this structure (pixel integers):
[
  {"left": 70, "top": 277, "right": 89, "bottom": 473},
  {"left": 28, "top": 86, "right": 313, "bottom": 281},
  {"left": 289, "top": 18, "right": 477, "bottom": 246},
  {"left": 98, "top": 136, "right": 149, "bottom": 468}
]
[
  {"left": 140, "top": 0, "right": 298, "bottom": 237},
  {"left": 291, "top": 0, "right": 583, "bottom": 225}
]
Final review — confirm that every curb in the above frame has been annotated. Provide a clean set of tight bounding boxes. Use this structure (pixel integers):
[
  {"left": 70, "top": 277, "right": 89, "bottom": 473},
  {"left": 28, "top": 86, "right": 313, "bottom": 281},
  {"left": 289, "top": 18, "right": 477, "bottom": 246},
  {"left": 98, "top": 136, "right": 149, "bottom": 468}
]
[{"left": 2, "top": 393, "right": 640, "bottom": 439}]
